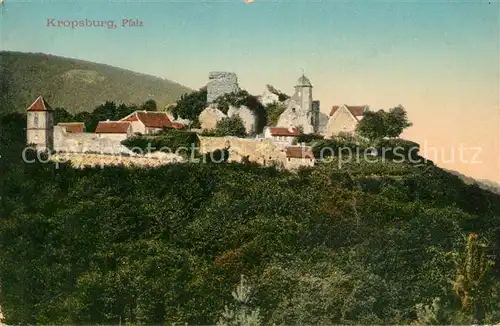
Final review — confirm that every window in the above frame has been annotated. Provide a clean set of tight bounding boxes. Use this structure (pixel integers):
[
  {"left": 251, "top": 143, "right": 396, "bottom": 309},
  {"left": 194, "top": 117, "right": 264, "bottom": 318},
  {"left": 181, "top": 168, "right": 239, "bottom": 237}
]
[
  {"left": 292, "top": 108, "right": 296, "bottom": 113},
  {"left": 34, "top": 114, "right": 39, "bottom": 127}
]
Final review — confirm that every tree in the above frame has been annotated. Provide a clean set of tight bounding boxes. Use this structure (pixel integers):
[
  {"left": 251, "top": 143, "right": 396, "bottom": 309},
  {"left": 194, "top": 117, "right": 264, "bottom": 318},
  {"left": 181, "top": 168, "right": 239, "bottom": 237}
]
[
  {"left": 215, "top": 116, "right": 247, "bottom": 137},
  {"left": 356, "top": 106, "right": 412, "bottom": 141},
  {"left": 451, "top": 233, "right": 494, "bottom": 323},
  {"left": 217, "top": 275, "right": 262, "bottom": 326},
  {"left": 355, "top": 110, "right": 387, "bottom": 141},
  {"left": 141, "top": 99, "right": 157, "bottom": 111},
  {"left": 265, "top": 101, "right": 286, "bottom": 126},
  {"left": 385, "top": 105, "right": 412, "bottom": 138},
  {"left": 170, "top": 87, "right": 207, "bottom": 127},
  {"left": 214, "top": 90, "right": 267, "bottom": 133},
  {"left": 53, "top": 108, "right": 74, "bottom": 125}
]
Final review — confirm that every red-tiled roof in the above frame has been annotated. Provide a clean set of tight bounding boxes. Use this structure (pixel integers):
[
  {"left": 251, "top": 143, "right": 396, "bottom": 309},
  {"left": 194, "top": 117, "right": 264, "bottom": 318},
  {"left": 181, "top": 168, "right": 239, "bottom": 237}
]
[
  {"left": 269, "top": 127, "right": 300, "bottom": 136},
  {"left": 58, "top": 122, "right": 85, "bottom": 133},
  {"left": 171, "top": 122, "right": 185, "bottom": 129},
  {"left": 285, "top": 146, "right": 315, "bottom": 159},
  {"left": 121, "top": 111, "right": 172, "bottom": 128},
  {"left": 329, "top": 105, "right": 367, "bottom": 117},
  {"left": 95, "top": 121, "right": 131, "bottom": 134},
  {"left": 27, "top": 96, "right": 53, "bottom": 112}
]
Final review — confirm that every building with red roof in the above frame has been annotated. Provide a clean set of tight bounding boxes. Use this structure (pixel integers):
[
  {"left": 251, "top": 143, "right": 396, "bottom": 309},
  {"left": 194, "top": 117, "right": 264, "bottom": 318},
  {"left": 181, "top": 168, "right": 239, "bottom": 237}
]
[
  {"left": 263, "top": 126, "right": 300, "bottom": 146},
  {"left": 120, "top": 110, "right": 184, "bottom": 135},
  {"left": 57, "top": 122, "right": 86, "bottom": 133}
]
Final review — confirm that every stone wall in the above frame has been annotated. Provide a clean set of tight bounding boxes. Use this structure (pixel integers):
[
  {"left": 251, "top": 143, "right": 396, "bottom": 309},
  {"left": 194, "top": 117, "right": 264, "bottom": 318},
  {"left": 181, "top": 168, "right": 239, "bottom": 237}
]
[
  {"left": 51, "top": 152, "right": 184, "bottom": 169},
  {"left": 198, "top": 135, "right": 285, "bottom": 165},
  {"left": 207, "top": 71, "right": 240, "bottom": 103},
  {"left": 53, "top": 125, "right": 134, "bottom": 155}
]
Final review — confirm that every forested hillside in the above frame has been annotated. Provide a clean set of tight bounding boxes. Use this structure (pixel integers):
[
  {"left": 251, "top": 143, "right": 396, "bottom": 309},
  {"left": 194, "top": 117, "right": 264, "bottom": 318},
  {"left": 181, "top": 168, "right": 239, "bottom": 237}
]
[
  {"left": 1, "top": 113, "right": 500, "bottom": 324},
  {"left": 0, "top": 51, "right": 193, "bottom": 114}
]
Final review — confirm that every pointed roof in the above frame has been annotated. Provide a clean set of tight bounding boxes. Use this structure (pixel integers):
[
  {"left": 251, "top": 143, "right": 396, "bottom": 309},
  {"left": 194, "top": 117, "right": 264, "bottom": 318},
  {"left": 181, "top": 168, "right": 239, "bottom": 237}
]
[
  {"left": 296, "top": 74, "right": 312, "bottom": 87},
  {"left": 329, "top": 105, "right": 368, "bottom": 120},
  {"left": 27, "top": 96, "right": 53, "bottom": 112}
]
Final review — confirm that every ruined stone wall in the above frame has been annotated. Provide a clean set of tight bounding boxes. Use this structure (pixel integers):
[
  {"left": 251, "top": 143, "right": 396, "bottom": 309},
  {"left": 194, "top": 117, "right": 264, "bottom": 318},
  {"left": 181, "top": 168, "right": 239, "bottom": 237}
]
[
  {"left": 53, "top": 126, "right": 133, "bottom": 155},
  {"left": 207, "top": 71, "right": 240, "bottom": 103},
  {"left": 51, "top": 152, "right": 184, "bottom": 169},
  {"left": 198, "top": 135, "right": 284, "bottom": 164}
]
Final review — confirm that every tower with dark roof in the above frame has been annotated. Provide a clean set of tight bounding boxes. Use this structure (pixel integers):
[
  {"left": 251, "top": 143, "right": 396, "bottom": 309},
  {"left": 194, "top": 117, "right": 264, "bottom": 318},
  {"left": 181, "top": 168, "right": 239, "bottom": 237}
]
[{"left": 26, "top": 96, "right": 54, "bottom": 150}]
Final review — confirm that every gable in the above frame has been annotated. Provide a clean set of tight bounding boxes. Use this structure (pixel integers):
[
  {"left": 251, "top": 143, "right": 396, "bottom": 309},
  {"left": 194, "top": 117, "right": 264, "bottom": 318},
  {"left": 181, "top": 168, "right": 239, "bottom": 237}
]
[{"left": 27, "top": 96, "right": 53, "bottom": 112}]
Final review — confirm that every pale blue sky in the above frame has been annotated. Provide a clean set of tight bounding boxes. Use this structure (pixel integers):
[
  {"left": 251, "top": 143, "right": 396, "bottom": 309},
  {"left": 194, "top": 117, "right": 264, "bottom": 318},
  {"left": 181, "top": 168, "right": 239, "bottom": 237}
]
[{"left": 1, "top": 0, "right": 499, "bottom": 181}]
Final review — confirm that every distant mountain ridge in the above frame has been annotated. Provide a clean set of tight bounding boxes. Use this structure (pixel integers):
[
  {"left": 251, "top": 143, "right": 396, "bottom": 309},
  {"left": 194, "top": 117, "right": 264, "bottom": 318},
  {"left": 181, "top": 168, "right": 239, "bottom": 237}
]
[
  {"left": 444, "top": 168, "right": 500, "bottom": 195},
  {"left": 0, "top": 51, "right": 194, "bottom": 114}
]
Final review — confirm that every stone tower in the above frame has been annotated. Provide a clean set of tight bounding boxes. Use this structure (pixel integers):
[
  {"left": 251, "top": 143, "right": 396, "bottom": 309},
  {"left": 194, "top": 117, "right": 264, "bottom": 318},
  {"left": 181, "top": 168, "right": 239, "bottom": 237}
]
[
  {"left": 26, "top": 96, "right": 54, "bottom": 151},
  {"left": 206, "top": 71, "right": 240, "bottom": 104},
  {"left": 276, "top": 74, "right": 317, "bottom": 134},
  {"left": 312, "top": 100, "right": 320, "bottom": 133},
  {"left": 295, "top": 74, "right": 313, "bottom": 114}
]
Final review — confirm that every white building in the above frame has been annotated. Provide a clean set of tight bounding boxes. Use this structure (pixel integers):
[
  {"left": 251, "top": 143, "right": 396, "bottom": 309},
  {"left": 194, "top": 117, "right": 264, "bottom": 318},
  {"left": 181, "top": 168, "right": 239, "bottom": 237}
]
[
  {"left": 94, "top": 121, "right": 133, "bottom": 141},
  {"left": 264, "top": 127, "right": 299, "bottom": 146}
]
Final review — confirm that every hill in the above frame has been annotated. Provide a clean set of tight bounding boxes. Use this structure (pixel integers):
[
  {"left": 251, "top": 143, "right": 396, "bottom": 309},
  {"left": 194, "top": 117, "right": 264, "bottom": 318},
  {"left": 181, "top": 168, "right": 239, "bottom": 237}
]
[
  {"left": 1, "top": 113, "right": 500, "bottom": 324},
  {"left": 0, "top": 51, "right": 193, "bottom": 114},
  {"left": 445, "top": 168, "right": 500, "bottom": 195}
]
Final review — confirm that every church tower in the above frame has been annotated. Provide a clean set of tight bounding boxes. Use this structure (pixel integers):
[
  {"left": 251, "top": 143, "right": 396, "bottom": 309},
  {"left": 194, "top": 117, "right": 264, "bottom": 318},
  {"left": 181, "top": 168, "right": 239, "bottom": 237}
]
[
  {"left": 276, "top": 74, "right": 318, "bottom": 134},
  {"left": 295, "top": 74, "right": 313, "bottom": 114},
  {"left": 26, "top": 96, "right": 54, "bottom": 151}
]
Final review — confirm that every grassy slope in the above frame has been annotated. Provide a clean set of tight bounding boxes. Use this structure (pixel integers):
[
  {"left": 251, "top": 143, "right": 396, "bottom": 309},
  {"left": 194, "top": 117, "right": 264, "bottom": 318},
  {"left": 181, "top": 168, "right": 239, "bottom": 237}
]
[{"left": 0, "top": 51, "right": 194, "bottom": 113}]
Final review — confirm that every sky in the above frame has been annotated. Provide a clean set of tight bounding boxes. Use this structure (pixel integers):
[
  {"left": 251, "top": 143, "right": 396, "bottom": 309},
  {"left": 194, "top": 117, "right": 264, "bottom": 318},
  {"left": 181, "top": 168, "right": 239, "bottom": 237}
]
[{"left": 1, "top": 0, "right": 499, "bottom": 182}]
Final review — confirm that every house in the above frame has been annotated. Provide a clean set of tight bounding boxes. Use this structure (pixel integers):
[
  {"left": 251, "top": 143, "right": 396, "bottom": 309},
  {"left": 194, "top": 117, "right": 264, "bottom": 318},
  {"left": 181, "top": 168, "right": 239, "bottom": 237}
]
[
  {"left": 324, "top": 105, "right": 368, "bottom": 137},
  {"left": 264, "top": 127, "right": 300, "bottom": 145},
  {"left": 324, "top": 105, "right": 368, "bottom": 138},
  {"left": 95, "top": 121, "right": 133, "bottom": 141},
  {"left": 57, "top": 122, "right": 85, "bottom": 133},
  {"left": 120, "top": 111, "right": 183, "bottom": 135},
  {"left": 284, "top": 146, "right": 315, "bottom": 169}
]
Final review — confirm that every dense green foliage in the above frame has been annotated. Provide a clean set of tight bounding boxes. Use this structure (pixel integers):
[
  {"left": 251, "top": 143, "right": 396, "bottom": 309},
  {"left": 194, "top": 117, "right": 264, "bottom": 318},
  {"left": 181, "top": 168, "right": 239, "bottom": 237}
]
[
  {"left": 53, "top": 101, "right": 152, "bottom": 132},
  {"left": 214, "top": 90, "right": 267, "bottom": 133},
  {"left": 168, "top": 87, "right": 208, "bottom": 127},
  {"left": 210, "top": 116, "right": 247, "bottom": 138},
  {"left": 264, "top": 101, "right": 287, "bottom": 126},
  {"left": 1, "top": 113, "right": 500, "bottom": 324},
  {"left": 121, "top": 129, "right": 199, "bottom": 156},
  {"left": 0, "top": 51, "right": 192, "bottom": 114},
  {"left": 356, "top": 106, "right": 412, "bottom": 140},
  {"left": 296, "top": 133, "right": 324, "bottom": 144}
]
